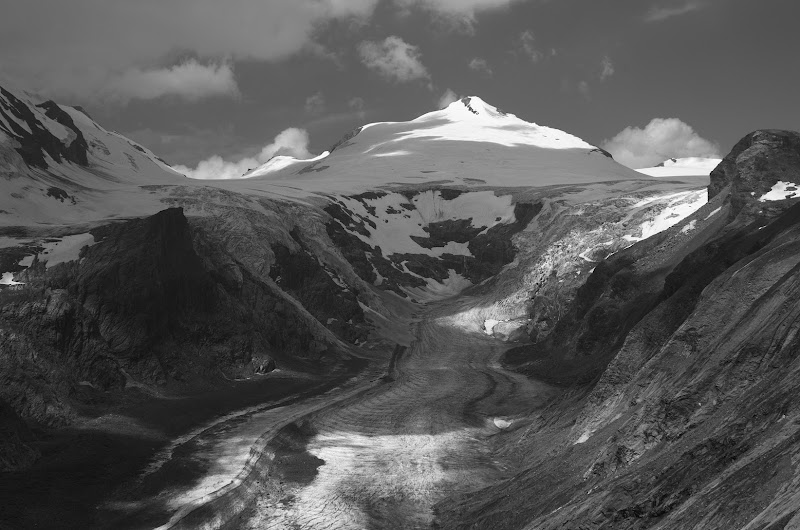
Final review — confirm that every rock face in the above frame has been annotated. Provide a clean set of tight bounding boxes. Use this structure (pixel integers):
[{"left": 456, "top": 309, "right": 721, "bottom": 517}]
[
  {"left": 0, "top": 207, "right": 357, "bottom": 428},
  {"left": 0, "top": 88, "right": 89, "bottom": 169},
  {"left": 437, "top": 130, "right": 800, "bottom": 529},
  {"left": 709, "top": 129, "right": 800, "bottom": 202}
]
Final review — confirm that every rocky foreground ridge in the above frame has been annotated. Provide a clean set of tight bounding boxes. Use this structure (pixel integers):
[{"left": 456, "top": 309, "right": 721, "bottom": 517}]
[{"left": 439, "top": 130, "right": 800, "bottom": 529}]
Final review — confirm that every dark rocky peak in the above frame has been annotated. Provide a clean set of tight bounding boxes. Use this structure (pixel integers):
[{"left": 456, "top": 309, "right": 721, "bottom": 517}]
[
  {"left": 0, "top": 86, "right": 89, "bottom": 169},
  {"left": 35, "top": 100, "right": 89, "bottom": 166},
  {"left": 459, "top": 97, "right": 481, "bottom": 115},
  {"left": 709, "top": 129, "right": 800, "bottom": 207},
  {"left": 656, "top": 157, "right": 678, "bottom": 167},
  {"left": 328, "top": 126, "right": 364, "bottom": 153}
]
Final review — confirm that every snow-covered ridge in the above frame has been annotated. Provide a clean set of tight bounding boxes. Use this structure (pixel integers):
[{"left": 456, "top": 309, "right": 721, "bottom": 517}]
[
  {"left": 0, "top": 83, "right": 185, "bottom": 185},
  {"left": 636, "top": 157, "right": 722, "bottom": 178},
  {"left": 244, "top": 150, "right": 330, "bottom": 178},
  {"left": 239, "top": 95, "right": 646, "bottom": 198},
  {"left": 402, "top": 96, "right": 595, "bottom": 150}
]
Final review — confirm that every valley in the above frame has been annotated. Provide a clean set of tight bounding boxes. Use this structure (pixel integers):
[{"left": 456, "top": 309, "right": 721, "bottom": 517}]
[{"left": 2, "top": 86, "right": 800, "bottom": 530}]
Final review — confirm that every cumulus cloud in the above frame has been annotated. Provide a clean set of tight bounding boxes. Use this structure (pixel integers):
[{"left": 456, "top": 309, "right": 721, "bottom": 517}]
[
  {"left": 102, "top": 60, "right": 239, "bottom": 103},
  {"left": 358, "top": 36, "right": 430, "bottom": 83},
  {"left": 644, "top": 1, "right": 706, "bottom": 22},
  {"left": 600, "top": 56, "right": 615, "bottom": 81},
  {"left": 305, "top": 92, "right": 326, "bottom": 114},
  {"left": 0, "top": 0, "right": 381, "bottom": 101},
  {"left": 519, "top": 30, "right": 543, "bottom": 63},
  {"left": 438, "top": 89, "right": 460, "bottom": 109},
  {"left": 468, "top": 57, "right": 493, "bottom": 76},
  {"left": 173, "top": 128, "right": 314, "bottom": 179},
  {"left": 602, "top": 118, "right": 721, "bottom": 168}
]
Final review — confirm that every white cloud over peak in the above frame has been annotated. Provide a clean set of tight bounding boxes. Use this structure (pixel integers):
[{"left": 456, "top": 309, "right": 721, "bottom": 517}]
[
  {"left": 600, "top": 56, "right": 615, "bottom": 81},
  {"left": 173, "top": 127, "right": 314, "bottom": 180},
  {"left": 358, "top": 36, "right": 430, "bottom": 83},
  {"left": 644, "top": 1, "right": 706, "bottom": 22},
  {"left": 102, "top": 60, "right": 239, "bottom": 103},
  {"left": 437, "top": 89, "right": 460, "bottom": 109},
  {"left": 602, "top": 118, "right": 721, "bottom": 169},
  {"left": 348, "top": 96, "right": 367, "bottom": 119},
  {"left": 305, "top": 92, "right": 326, "bottom": 114},
  {"left": 468, "top": 57, "right": 493, "bottom": 76},
  {"left": 519, "top": 30, "right": 543, "bottom": 63}
]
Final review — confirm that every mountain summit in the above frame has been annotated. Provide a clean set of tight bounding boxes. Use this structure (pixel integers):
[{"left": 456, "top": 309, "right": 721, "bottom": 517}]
[{"left": 241, "top": 95, "right": 641, "bottom": 196}]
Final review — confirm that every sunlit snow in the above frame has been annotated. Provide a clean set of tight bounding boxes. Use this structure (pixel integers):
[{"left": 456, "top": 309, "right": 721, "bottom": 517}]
[
  {"left": 0, "top": 272, "right": 23, "bottom": 285},
  {"left": 636, "top": 157, "right": 722, "bottom": 178},
  {"left": 759, "top": 181, "right": 800, "bottom": 202}
]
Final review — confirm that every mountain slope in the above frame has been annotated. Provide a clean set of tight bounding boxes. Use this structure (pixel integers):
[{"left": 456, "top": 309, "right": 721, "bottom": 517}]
[{"left": 436, "top": 130, "right": 800, "bottom": 530}]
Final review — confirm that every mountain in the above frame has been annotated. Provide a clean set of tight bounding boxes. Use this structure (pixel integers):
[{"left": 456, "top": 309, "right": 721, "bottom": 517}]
[
  {"left": 439, "top": 129, "right": 800, "bottom": 530},
  {"left": 4, "top": 85, "right": 798, "bottom": 529},
  {"left": 636, "top": 156, "right": 723, "bottom": 178}
]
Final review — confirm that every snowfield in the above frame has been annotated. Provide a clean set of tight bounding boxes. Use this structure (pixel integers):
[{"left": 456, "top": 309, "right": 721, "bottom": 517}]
[{"left": 636, "top": 157, "right": 722, "bottom": 178}]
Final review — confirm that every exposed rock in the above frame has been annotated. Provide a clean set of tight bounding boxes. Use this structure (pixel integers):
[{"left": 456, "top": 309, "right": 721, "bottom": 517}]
[
  {"left": 709, "top": 129, "right": 800, "bottom": 211},
  {"left": 439, "top": 130, "right": 800, "bottom": 530},
  {"left": 0, "top": 207, "right": 351, "bottom": 427},
  {"left": 0, "top": 88, "right": 89, "bottom": 169}
]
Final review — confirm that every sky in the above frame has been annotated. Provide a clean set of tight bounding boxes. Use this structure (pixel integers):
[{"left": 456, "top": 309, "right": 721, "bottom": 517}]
[{"left": 2, "top": 0, "right": 798, "bottom": 174}]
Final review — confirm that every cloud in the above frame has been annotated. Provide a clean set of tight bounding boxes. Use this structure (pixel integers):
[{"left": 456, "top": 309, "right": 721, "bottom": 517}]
[
  {"left": 577, "top": 80, "right": 591, "bottom": 99},
  {"left": 102, "top": 60, "right": 239, "bottom": 103},
  {"left": 602, "top": 118, "right": 721, "bottom": 168},
  {"left": 438, "top": 89, "right": 460, "bottom": 109},
  {"left": 394, "top": 0, "right": 527, "bottom": 29},
  {"left": 173, "top": 127, "right": 314, "bottom": 179},
  {"left": 468, "top": 57, "right": 493, "bottom": 76},
  {"left": 358, "top": 36, "right": 430, "bottom": 83},
  {"left": 305, "top": 92, "right": 326, "bottom": 114},
  {"left": 348, "top": 96, "right": 367, "bottom": 119},
  {"left": 519, "top": 30, "right": 543, "bottom": 63},
  {"left": 0, "top": 0, "right": 381, "bottom": 101},
  {"left": 600, "top": 56, "right": 615, "bottom": 81},
  {"left": 644, "top": 1, "right": 705, "bottom": 22}
]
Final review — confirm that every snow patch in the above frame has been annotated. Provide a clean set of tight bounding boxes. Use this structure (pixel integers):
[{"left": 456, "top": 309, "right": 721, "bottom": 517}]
[
  {"left": 493, "top": 418, "right": 512, "bottom": 429},
  {"left": 636, "top": 157, "right": 721, "bottom": 178},
  {"left": 759, "top": 181, "right": 800, "bottom": 202},
  {"left": 17, "top": 233, "right": 96, "bottom": 270},
  {"left": 704, "top": 207, "right": 722, "bottom": 220},
  {"left": 0, "top": 272, "right": 23, "bottom": 285},
  {"left": 624, "top": 190, "right": 707, "bottom": 242},
  {"left": 680, "top": 220, "right": 697, "bottom": 233},
  {"left": 484, "top": 319, "right": 503, "bottom": 335}
]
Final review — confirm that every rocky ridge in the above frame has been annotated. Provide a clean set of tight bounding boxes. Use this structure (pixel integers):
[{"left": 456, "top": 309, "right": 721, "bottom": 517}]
[{"left": 437, "top": 130, "right": 800, "bottom": 529}]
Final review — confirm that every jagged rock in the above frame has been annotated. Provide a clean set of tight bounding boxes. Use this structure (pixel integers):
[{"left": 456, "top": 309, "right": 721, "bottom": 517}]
[
  {"left": 709, "top": 129, "right": 800, "bottom": 208},
  {"left": 0, "top": 207, "right": 352, "bottom": 427},
  {"left": 0, "top": 88, "right": 89, "bottom": 169}
]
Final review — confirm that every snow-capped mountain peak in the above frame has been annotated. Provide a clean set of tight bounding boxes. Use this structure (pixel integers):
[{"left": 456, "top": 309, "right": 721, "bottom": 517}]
[
  {"left": 404, "top": 95, "right": 594, "bottom": 150},
  {"left": 238, "top": 94, "right": 643, "bottom": 197}
]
